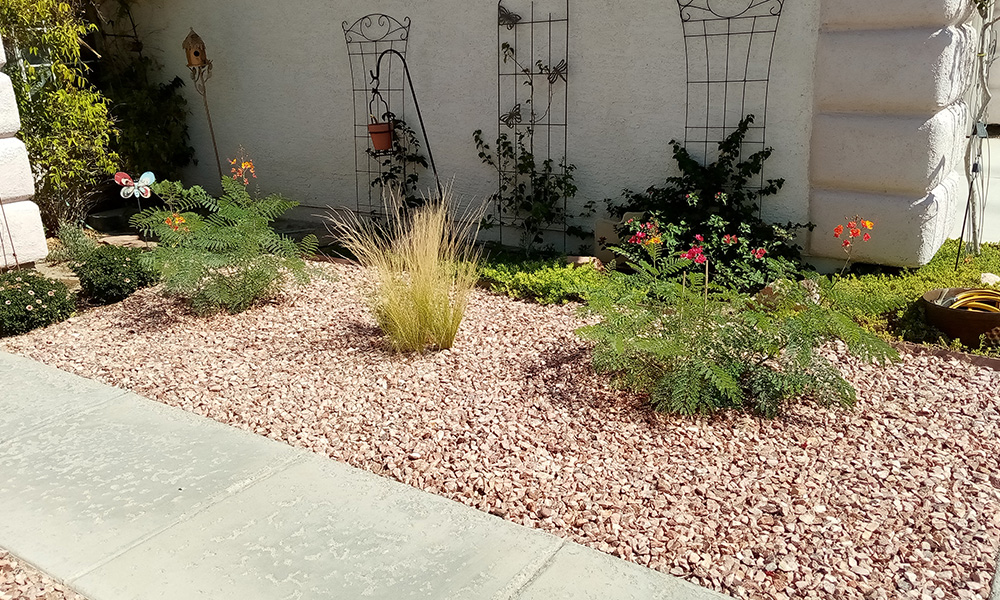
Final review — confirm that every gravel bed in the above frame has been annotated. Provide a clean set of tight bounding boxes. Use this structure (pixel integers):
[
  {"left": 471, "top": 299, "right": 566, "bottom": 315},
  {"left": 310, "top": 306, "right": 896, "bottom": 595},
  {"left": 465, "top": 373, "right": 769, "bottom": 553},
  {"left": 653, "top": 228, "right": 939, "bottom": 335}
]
[
  {"left": 0, "top": 551, "right": 86, "bottom": 600},
  {"left": 4, "top": 262, "right": 1000, "bottom": 600}
]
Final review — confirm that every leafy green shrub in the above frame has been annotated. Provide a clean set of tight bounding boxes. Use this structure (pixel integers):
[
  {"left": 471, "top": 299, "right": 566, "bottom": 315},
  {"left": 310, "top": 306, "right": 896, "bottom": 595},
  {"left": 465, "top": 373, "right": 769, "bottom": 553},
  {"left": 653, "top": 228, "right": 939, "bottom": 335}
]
[
  {"left": 479, "top": 259, "right": 604, "bottom": 304},
  {"left": 129, "top": 170, "right": 318, "bottom": 315},
  {"left": 72, "top": 245, "right": 157, "bottom": 305},
  {"left": 606, "top": 115, "right": 811, "bottom": 292},
  {"left": 578, "top": 249, "right": 896, "bottom": 418},
  {"left": 327, "top": 191, "right": 482, "bottom": 352},
  {"left": 0, "top": 270, "right": 75, "bottom": 336},
  {"left": 47, "top": 221, "right": 99, "bottom": 264}
]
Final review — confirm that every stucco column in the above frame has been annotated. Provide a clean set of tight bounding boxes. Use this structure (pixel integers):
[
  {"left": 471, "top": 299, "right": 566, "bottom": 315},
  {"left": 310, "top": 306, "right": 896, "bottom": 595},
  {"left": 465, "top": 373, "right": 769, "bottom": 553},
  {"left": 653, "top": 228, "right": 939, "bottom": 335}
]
[
  {"left": 808, "top": 0, "right": 976, "bottom": 267},
  {"left": 0, "top": 33, "right": 47, "bottom": 269}
]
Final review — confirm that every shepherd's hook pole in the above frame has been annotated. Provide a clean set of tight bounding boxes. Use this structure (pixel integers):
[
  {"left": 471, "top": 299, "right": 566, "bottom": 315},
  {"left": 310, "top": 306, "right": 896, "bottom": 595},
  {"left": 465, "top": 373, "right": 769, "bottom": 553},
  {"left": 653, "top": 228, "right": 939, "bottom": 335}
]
[{"left": 370, "top": 49, "right": 443, "bottom": 200}]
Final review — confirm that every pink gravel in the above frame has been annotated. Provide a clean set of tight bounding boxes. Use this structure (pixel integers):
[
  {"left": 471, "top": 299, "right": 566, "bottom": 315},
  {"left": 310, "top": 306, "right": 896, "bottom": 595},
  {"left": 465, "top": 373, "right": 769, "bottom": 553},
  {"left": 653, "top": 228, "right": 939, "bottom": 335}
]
[
  {"left": 0, "top": 551, "right": 86, "bottom": 600},
  {"left": 3, "top": 262, "right": 1000, "bottom": 600}
]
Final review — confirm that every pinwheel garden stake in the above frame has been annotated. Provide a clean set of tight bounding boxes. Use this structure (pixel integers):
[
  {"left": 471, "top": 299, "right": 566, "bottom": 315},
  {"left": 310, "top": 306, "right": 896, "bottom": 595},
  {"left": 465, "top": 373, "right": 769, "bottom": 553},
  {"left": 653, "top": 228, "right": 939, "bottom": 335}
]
[{"left": 183, "top": 29, "right": 223, "bottom": 181}]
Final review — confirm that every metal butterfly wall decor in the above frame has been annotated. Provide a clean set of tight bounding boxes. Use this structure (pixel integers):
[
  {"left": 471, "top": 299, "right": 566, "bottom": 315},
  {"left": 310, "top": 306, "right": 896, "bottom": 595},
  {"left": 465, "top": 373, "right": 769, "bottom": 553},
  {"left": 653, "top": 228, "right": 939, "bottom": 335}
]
[
  {"left": 500, "top": 103, "right": 523, "bottom": 129},
  {"left": 114, "top": 171, "right": 155, "bottom": 199},
  {"left": 498, "top": 4, "right": 522, "bottom": 29}
]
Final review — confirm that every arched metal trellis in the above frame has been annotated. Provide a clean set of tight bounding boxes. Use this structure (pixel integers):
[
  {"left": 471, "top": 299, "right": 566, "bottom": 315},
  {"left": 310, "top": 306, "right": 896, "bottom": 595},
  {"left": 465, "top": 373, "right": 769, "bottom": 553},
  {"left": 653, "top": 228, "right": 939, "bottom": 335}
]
[
  {"left": 343, "top": 14, "right": 410, "bottom": 216},
  {"left": 676, "top": 0, "right": 784, "bottom": 168}
]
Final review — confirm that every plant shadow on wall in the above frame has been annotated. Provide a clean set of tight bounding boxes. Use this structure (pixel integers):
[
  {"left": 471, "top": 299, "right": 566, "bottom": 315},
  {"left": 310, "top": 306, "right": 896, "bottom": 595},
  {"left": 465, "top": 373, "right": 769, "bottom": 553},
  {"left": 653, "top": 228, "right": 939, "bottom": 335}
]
[
  {"left": 85, "top": 0, "right": 195, "bottom": 182},
  {"left": 606, "top": 115, "right": 813, "bottom": 294},
  {"left": 474, "top": 41, "right": 593, "bottom": 254}
]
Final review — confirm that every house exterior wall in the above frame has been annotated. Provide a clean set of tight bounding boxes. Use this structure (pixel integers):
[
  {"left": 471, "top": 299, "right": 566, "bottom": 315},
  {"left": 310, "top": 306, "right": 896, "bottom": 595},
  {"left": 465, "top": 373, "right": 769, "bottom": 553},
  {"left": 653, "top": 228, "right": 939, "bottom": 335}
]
[
  {"left": 808, "top": 1, "right": 977, "bottom": 266},
  {"left": 124, "top": 1, "right": 978, "bottom": 266},
  {"left": 0, "top": 33, "right": 47, "bottom": 269}
]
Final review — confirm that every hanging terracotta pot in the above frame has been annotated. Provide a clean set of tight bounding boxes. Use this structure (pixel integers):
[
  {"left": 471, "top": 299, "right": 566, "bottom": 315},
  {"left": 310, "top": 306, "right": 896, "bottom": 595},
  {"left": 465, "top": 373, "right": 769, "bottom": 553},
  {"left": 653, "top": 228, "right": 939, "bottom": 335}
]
[{"left": 367, "top": 120, "right": 395, "bottom": 152}]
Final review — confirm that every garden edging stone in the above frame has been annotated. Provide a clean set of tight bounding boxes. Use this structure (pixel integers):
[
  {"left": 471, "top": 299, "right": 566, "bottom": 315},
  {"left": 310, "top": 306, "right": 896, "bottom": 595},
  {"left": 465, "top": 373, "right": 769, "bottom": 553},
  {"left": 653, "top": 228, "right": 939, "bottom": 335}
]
[{"left": 0, "top": 350, "right": 728, "bottom": 600}]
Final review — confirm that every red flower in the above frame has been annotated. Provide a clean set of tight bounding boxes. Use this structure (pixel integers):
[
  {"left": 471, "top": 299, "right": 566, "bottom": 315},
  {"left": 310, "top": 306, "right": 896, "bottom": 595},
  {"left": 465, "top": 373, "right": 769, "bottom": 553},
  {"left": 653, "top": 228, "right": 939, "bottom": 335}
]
[
  {"left": 847, "top": 221, "right": 857, "bottom": 229},
  {"left": 850, "top": 228, "right": 861, "bottom": 238},
  {"left": 842, "top": 240, "right": 851, "bottom": 248},
  {"left": 695, "top": 234, "right": 704, "bottom": 242},
  {"left": 752, "top": 248, "right": 767, "bottom": 259},
  {"left": 694, "top": 254, "right": 707, "bottom": 264},
  {"left": 863, "top": 232, "right": 871, "bottom": 242},
  {"left": 833, "top": 225, "right": 844, "bottom": 238}
]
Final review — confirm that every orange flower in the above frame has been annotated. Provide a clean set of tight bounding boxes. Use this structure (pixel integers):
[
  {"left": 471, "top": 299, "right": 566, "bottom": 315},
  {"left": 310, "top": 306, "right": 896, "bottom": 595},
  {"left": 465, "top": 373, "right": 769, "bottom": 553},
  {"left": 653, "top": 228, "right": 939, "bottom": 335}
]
[
  {"left": 861, "top": 220, "right": 874, "bottom": 230},
  {"left": 833, "top": 225, "right": 844, "bottom": 238},
  {"left": 850, "top": 228, "right": 861, "bottom": 238}
]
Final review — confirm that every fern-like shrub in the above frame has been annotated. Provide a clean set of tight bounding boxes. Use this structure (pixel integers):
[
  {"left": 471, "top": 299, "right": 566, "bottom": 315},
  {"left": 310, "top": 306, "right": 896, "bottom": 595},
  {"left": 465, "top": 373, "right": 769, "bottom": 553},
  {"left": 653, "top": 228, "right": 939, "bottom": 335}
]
[
  {"left": 129, "top": 177, "right": 318, "bottom": 315},
  {"left": 479, "top": 259, "right": 605, "bottom": 304},
  {"left": 72, "top": 245, "right": 157, "bottom": 305},
  {"left": 578, "top": 250, "right": 897, "bottom": 418},
  {"left": 0, "top": 270, "right": 75, "bottom": 337},
  {"left": 327, "top": 191, "right": 482, "bottom": 352}
]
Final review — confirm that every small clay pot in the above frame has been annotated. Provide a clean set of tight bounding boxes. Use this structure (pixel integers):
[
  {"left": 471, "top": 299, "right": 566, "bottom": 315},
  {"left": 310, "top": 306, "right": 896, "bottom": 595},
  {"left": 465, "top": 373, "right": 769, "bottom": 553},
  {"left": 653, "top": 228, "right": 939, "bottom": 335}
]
[{"left": 367, "top": 121, "right": 394, "bottom": 152}]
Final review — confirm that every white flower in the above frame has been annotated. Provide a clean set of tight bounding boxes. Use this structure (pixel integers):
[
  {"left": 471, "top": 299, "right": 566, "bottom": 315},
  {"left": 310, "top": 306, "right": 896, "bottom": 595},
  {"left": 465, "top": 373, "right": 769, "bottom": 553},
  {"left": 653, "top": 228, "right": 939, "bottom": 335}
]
[
  {"left": 124, "top": 278, "right": 131, "bottom": 283},
  {"left": 27, "top": 290, "right": 34, "bottom": 296},
  {"left": 47, "top": 291, "right": 55, "bottom": 297},
  {"left": 4, "top": 300, "right": 9, "bottom": 305},
  {"left": 25, "top": 305, "right": 32, "bottom": 311},
  {"left": 36, "top": 299, "right": 42, "bottom": 304}
]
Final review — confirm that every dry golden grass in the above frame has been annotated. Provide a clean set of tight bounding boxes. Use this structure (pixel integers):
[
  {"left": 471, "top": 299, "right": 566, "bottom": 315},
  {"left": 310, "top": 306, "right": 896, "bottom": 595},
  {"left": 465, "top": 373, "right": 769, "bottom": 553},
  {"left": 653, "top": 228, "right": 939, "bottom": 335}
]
[{"left": 326, "top": 190, "right": 482, "bottom": 352}]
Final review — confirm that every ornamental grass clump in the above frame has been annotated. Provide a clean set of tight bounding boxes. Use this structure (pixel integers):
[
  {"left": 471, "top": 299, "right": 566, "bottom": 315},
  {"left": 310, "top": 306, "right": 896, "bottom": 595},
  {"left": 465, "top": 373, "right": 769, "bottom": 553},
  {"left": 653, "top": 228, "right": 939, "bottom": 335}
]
[{"left": 328, "top": 191, "right": 482, "bottom": 352}]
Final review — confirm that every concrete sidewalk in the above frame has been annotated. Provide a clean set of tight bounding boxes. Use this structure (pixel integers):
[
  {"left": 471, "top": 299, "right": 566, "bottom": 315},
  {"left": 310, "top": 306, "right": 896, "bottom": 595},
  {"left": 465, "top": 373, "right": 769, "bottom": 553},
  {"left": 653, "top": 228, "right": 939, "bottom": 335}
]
[{"left": 0, "top": 350, "right": 727, "bottom": 600}]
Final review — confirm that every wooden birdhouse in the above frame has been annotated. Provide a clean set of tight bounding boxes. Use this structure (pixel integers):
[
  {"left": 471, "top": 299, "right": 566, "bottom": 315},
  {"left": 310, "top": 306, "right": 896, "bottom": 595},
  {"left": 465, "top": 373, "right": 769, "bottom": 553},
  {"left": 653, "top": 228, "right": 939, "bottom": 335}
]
[{"left": 182, "top": 28, "right": 208, "bottom": 67}]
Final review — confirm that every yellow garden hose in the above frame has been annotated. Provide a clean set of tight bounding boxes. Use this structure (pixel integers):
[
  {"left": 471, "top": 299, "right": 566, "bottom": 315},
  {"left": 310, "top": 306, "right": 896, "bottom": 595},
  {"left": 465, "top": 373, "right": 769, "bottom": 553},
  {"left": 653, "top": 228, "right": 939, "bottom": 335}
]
[{"left": 950, "top": 289, "right": 1000, "bottom": 312}]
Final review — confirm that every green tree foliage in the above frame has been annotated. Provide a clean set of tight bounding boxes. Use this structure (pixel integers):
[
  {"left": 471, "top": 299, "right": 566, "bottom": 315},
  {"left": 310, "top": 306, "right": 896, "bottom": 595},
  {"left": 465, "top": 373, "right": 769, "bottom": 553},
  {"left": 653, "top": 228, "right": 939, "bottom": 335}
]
[
  {"left": 129, "top": 177, "right": 318, "bottom": 315},
  {"left": 0, "top": 0, "right": 119, "bottom": 232},
  {"left": 578, "top": 248, "right": 897, "bottom": 418}
]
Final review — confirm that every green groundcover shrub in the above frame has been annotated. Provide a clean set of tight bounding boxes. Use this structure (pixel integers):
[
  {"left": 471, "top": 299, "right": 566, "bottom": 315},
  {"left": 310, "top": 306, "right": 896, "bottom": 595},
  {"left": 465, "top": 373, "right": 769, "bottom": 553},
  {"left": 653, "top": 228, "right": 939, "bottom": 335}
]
[
  {"left": 479, "top": 259, "right": 605, "bottom": 304},
  {"left": 73, "top": 245, "right": 157, "bottom": 305},
  {"left": 0, "top": 270, "right": 75, "bottom": 336},
  {"left": 825, "top": 240, "right": 1000, "bottom": 351}
]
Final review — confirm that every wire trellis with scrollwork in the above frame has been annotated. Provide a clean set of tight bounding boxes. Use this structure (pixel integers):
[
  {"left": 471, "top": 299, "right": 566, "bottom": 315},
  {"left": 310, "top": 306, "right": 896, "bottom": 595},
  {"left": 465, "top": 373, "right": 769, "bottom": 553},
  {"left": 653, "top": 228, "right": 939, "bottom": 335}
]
[
  {"left": 676, "top": 0, "right": 784, "bottom": 178},
  {"left": 343, "top": 14, "right": 411, "bottom": 216}
]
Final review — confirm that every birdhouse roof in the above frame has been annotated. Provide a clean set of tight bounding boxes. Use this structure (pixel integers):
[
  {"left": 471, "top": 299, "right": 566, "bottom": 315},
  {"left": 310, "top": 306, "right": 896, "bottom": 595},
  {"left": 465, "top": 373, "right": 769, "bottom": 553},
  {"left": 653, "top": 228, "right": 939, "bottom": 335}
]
[{"left": 182, "top": 29, "right": 205, "bottom": 50}]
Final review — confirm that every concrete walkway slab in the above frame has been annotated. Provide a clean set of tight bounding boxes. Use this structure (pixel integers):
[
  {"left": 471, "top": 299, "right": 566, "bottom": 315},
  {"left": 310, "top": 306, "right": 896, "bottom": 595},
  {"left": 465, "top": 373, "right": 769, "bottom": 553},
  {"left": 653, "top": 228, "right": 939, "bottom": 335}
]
[
  {"left": 0, "top": 351, "right": 729, "bottom": 600},
  {"left": 0, "top": 392, "right": 302, "bottom": 578},
  {"left": 0, "top": 351, "right": 127, "bottom": 438}
]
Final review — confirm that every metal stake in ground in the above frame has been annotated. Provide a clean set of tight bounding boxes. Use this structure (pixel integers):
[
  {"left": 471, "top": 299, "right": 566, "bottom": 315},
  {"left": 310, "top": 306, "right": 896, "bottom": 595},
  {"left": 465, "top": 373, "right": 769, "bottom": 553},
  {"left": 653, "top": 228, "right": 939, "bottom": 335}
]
[{"left": 183, "top": 29, "right": 223, "bottom": 182}]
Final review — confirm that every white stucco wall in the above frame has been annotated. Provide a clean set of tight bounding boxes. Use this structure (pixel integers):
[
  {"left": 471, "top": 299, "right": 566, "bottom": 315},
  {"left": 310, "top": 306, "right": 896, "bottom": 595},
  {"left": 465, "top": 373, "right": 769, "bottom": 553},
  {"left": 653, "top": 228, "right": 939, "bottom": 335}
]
[
  {"left": 121, "top": 1, "right": 981, "bottom": 266},
  {"left": 124, "top": 0, "right": 818, "bottom": 246},
  {"left": 0, "top": 34, "right": 48, "bottom": 269},
  {"left": 809, "top": 1, "right": 977, "bottom": 267}
]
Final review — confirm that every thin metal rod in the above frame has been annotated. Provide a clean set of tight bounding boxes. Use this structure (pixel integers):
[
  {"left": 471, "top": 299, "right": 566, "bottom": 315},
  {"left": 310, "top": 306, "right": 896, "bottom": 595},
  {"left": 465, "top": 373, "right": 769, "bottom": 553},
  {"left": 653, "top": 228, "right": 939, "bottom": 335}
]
[
  {"left": 369, "top": 49, "right": 443, "bottom": 200},
  {"left": 201, "top": 90, "right": 223, "bottom": 181}
]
